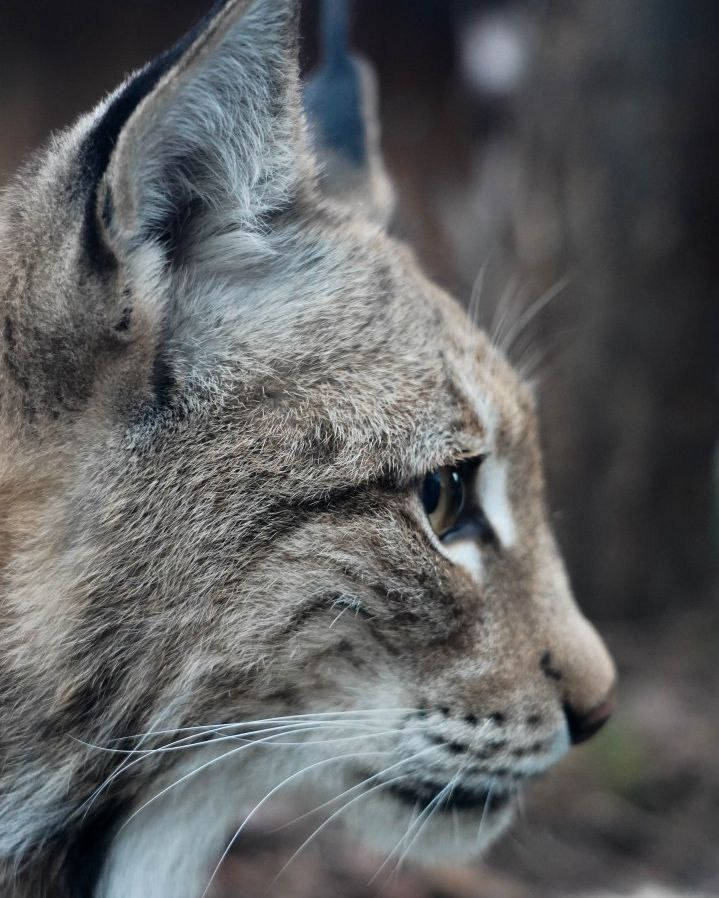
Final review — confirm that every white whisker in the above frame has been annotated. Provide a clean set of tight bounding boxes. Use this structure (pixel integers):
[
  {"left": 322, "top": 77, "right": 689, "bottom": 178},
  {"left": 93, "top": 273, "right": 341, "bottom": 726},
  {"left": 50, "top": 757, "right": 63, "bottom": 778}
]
[
  {"left": 499, "top": 275, "right": 571, "bottom": 355},
  {"left": 490, "top": 275, "right": 523, "bottom": 350},
  {"left": 78, "top": 718, "right": 387, "bottom": 819},
  {"left": 386, "top": 769, "right": 462, "bottom": 883},
  {"left": 268, "top": 770, "right": 417, "bottom": 891},
  {"left": 105, "top": 707, "right": 417, "bottom": 744},
  {"left": 270, "top": 742, "right": 437, "bottom": 832},
  {"left": 118, "top": 729, "right": 387, "bottom": 831},
  {"left": 328, "top": 606, "right": 349, "bottom": 629},
  {"left": 467, "top": 255, "right": 491, "bottom": 333},
  {"left": 79, "top": 718, "right": 387, "bottom": 758},
  {"left": 475, "top": 776, "right": 496, "bottom": 851},
  {"left": 517, "top": 326, "right": 577, "bottom": 384},
  {"left": 199, "top": 747, "right": 391, "bottom": 898}
]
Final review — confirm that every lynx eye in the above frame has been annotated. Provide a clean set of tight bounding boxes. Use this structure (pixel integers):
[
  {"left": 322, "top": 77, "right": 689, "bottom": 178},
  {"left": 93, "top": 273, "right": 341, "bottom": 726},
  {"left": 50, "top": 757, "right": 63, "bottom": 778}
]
[{"left": 420, "top": 466, "right": 465, "bottom": 538}]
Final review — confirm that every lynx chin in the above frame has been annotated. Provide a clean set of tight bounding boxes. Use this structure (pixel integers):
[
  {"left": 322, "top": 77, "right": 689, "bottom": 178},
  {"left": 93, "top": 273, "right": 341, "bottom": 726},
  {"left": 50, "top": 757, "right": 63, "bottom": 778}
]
[{"left": 0, "top": 1, "right": 615, "bottom": 896}]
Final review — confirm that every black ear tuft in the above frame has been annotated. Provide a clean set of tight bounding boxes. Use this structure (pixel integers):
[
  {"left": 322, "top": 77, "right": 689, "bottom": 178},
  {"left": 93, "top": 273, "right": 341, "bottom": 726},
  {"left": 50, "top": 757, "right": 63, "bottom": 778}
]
[
  {"left": 78, "top": 0, "right": 305, "bottom": 269},
  {"left": 79, "top": 0, "right": 233, "bottom": 269}
]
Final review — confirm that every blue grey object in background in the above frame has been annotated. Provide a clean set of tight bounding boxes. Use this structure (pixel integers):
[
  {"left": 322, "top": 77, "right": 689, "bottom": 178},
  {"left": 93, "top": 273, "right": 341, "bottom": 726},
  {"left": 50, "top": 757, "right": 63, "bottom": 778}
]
[{"left": 303, "top": 0, "right": 367, "bottom": 167}]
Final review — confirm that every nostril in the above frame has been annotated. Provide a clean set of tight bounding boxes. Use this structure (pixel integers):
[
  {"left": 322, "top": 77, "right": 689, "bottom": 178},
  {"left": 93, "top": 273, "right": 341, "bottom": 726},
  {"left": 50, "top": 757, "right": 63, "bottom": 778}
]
[{"left": 565, "top": 690, "right": 616, "bottom": 745}]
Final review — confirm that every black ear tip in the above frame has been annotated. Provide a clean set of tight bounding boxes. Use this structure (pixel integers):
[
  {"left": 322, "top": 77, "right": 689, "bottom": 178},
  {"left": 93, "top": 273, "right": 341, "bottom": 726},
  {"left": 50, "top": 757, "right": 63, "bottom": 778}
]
[{"left": 78, "top": 0, "right": 237, "bottom": 269}]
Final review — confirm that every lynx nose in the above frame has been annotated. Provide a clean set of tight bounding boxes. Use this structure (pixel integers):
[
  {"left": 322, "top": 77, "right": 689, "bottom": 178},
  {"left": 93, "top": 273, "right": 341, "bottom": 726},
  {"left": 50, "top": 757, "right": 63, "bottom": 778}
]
[{"left": 565, "top": 688, "right": 616, "bottom": 745}]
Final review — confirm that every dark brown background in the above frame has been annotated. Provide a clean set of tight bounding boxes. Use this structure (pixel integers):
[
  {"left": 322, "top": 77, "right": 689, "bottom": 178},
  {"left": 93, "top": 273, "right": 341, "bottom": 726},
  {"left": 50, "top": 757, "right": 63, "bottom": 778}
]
[{"left": 1, "top": 1, "right": 717, "bottom": 895}]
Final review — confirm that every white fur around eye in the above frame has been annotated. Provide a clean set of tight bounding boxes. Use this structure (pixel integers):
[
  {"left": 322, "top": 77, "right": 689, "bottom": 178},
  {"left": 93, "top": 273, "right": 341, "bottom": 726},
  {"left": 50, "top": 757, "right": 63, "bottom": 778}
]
[
  {"left": 443, "top": 539, "right": 484, "bottom": 582},
  {"left": 415, "top": 496, "right": 484, "bottom": 582},
  {"left": 477, "top": 456, "right": 516, "bottom": 548}
]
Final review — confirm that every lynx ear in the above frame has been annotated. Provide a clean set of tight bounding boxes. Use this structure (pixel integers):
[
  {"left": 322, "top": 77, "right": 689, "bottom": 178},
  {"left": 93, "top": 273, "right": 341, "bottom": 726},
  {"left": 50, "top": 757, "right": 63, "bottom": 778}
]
[
  {"left": 83, "top": 0, "right": 310, "bottom": 267},
  {"left": 303, "top": 0, "right": 394, "bottom": 225}
]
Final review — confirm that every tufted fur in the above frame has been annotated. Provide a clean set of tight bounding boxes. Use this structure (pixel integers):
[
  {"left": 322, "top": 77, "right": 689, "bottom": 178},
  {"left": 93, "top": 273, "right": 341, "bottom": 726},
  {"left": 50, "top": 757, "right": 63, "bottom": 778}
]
[{"left": 0, "top": 2, "right": 615, "bottom": 897}]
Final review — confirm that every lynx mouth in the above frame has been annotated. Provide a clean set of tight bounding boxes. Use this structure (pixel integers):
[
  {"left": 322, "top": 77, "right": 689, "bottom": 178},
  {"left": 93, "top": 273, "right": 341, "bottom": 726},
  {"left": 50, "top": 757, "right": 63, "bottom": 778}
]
[{"left": 386, "top": 779, "right": 513, "bottom": 814}]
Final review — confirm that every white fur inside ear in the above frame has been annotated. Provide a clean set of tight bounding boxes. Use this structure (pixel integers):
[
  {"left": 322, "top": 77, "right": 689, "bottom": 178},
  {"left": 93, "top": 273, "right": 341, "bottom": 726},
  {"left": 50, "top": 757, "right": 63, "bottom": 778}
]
[
  {"left": 105, "top": 0, "right": 305, "bottom": 261},
  {"left": 478, "top": 456, "right": 516, "bottom": 548}
]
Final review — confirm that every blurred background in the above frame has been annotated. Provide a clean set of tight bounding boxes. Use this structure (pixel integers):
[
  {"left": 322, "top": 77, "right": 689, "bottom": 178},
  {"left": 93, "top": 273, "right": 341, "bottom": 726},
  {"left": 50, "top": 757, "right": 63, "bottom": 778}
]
[{"left": 1, "top": 1, "right": 717, "bottom": 895}]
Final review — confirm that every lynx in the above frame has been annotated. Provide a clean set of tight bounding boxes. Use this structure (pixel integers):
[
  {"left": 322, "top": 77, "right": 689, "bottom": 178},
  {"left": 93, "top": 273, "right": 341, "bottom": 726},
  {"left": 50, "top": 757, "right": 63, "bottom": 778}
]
[{"left": 0, "top": 1, "right": 615, "bottom": 896}]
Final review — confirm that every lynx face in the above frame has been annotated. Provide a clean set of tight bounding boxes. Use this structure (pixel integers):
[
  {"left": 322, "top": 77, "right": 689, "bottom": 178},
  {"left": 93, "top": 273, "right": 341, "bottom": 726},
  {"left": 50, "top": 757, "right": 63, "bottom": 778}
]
[{"left": 0, "top": 2, "right": 615, "bottom": 896}]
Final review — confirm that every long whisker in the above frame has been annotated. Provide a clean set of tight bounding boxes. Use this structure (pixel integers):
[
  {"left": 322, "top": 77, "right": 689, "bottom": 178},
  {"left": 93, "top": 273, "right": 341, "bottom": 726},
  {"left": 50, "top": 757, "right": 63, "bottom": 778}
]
[
  {"left": 386, "top": 768, "right": 463, "bottom": 883},
  {"left": 328, "top": 605, "right": 350, "bottom": 629},
  {"left": 467, "top": 255, "right": 491, "bottom": 333},
  {"left": 517, "top": 327, "right": 577, "bottom": 385},
  {"left": 116, "top": 728, "right": 388, "bottom": 830},
  {"left": 78, "top": 717, "right": 387, "bottom": 758},
  {"left": 79, "top": 709, "right": 413, "bottom": 813},
  {"left": 490, "top": 275, "right": 523, "bottom": 350},
  {"left": 376, "top": 759, "right": 469, "bottom": 887},
  {"left": 270, "top": 742, "right": 438, "bottom": 833},
  {"left": 78, "top": 719, "right": 385, "bottom": 819},
  {"left": 106, "top": 708, "right": 418, "bottom": 744},
  {"left": 267, "top": 769, "right": 419, "bottom": 892},
  {"left": 370, "top": 784, "right": 449, "bottom": 886},
  {"left": 499, "top": 275, "right": 571, "bottom": 355},
  {"left": 475, "top": 776, "right": 496, "bottom": 851},
  {"left": 86, "top": 704, "right": 179, "bottom": 818},
  {"left": 199, "top": 747, "right": 392, "bottom": 898}
]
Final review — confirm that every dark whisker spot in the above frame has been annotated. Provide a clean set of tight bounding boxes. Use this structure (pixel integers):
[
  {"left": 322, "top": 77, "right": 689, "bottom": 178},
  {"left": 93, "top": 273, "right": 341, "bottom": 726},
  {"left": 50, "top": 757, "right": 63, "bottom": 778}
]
[{"left": 540, "top": 651, "right": 563, "bottom": 682}]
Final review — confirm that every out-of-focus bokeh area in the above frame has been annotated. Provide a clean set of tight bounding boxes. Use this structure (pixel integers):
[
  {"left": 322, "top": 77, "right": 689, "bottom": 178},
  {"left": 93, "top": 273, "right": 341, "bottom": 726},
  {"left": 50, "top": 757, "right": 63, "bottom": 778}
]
[{"left": 1, "top": 1, "right": 717, "bottom": 895}]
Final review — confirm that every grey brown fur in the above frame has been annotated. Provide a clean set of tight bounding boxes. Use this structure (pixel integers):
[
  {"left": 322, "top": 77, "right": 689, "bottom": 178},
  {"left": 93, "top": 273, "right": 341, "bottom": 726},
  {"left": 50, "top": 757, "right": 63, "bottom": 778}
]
[{"left": 0, "top": 2, "right": 615, "bottom": 897}]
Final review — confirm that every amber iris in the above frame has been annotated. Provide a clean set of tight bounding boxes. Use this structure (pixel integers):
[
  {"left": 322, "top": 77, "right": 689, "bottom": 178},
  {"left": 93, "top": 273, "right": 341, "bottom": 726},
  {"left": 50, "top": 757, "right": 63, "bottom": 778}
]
[{"left": 420, "top": 466, "right": 466, "bottom": 538}]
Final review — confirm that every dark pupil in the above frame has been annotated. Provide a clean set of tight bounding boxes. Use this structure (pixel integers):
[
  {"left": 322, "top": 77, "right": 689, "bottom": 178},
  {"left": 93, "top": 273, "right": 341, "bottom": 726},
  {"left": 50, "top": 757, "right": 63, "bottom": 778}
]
[{"left": 421, "top": 471, "right": 442, "bottom": 515}]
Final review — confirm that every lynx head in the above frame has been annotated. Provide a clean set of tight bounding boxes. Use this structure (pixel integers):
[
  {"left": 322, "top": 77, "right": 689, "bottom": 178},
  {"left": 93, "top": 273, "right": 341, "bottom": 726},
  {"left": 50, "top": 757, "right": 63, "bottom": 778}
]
[{"left": 0, "top": 1, "right": 615, "bottom": 894}]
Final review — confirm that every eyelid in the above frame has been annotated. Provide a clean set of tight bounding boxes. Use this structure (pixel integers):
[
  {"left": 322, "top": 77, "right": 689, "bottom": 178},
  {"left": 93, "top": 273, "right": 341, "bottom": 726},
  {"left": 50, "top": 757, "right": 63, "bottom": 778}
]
[
  {"left": 454, "top": 451, "right": 487, "bottom": 473},
  {"left": 413, "top": 453, "right": 484, "bottom": 491},
  {"left": 456, "top": 449, "right": 488, "bottom": 463},
  {"left": 409, "top": 451, "right": 486, "bottom": 496},
  {"left": 446, "top": 434, "right": 486, "bottom": 459}
]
